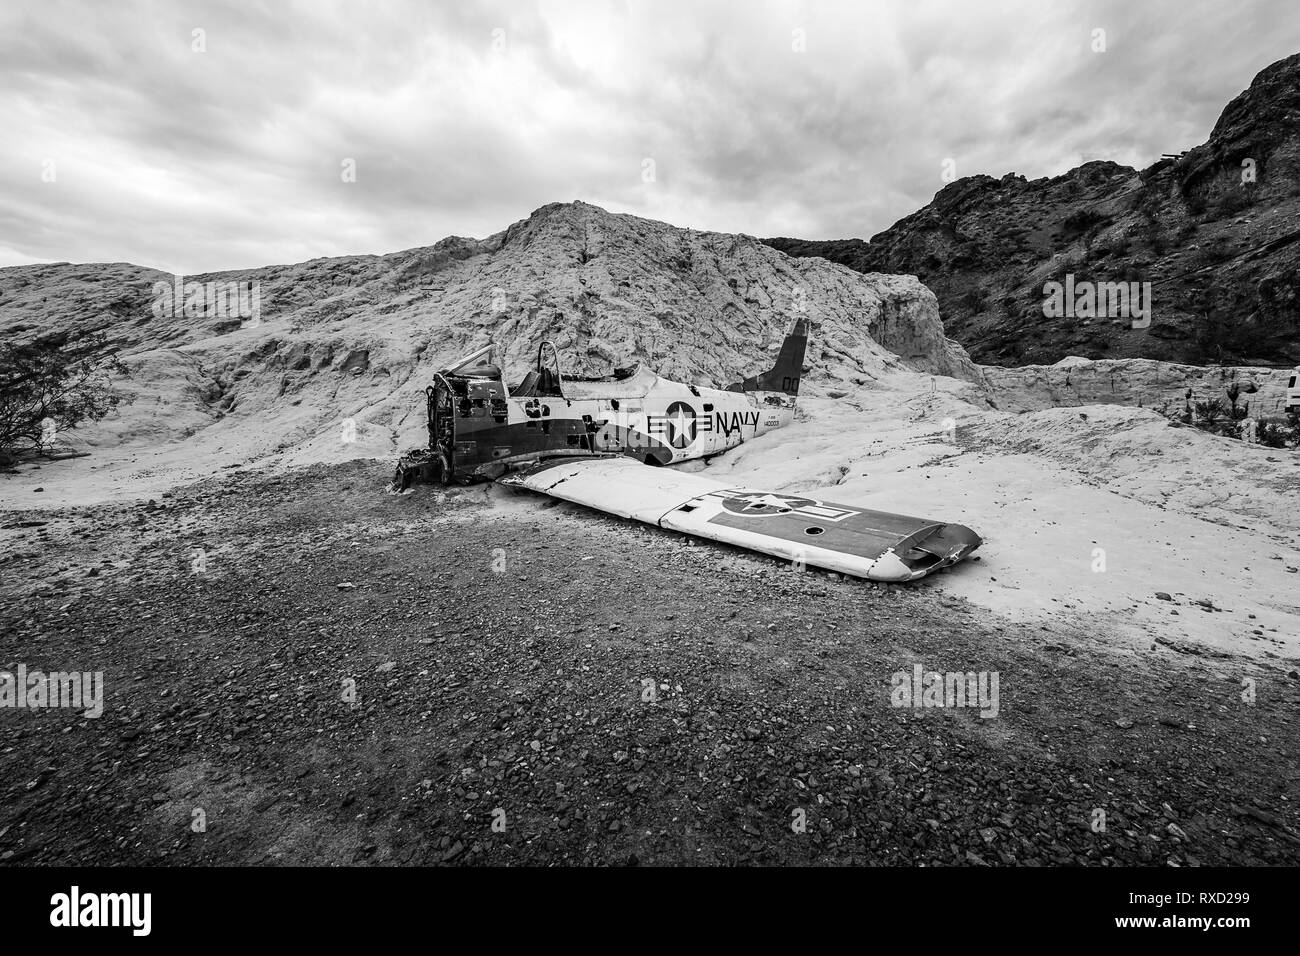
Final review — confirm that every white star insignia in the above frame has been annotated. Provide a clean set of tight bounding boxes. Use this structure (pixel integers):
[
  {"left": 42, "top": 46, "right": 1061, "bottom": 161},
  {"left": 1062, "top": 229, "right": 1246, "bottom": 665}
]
[
  {"left": 668, "top": 407, "right": 694, "bottom": 444},
  {"left": 741, "top": 493, "right": 797, "bottom": 511}
]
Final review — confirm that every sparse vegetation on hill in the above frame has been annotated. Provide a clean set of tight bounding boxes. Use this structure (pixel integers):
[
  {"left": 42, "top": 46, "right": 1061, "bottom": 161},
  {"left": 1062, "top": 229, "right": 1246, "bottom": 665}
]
[{"left": 1152, "top": 380, "right": 1300, "bottom": 447}]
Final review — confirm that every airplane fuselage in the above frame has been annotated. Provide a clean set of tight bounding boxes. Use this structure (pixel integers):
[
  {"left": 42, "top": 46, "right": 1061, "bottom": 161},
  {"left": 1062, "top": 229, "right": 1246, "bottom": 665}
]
[
  {"left": 439, "top": 372, "right": 795, "bottom": 480},
  {"left": 394, "top": 319, "right": 809, "bottom": 487}
]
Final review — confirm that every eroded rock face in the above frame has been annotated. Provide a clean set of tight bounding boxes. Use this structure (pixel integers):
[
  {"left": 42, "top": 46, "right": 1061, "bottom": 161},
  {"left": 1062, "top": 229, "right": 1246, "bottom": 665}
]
[
  {"left": 984, "top": 358, "right": 1291, "bottom": 416},
  {"left": 858, "top": 273, "right": 981, "bottom": 381},
  {"left": 0, "top": 201, "right": 980, "bottom": 461}
]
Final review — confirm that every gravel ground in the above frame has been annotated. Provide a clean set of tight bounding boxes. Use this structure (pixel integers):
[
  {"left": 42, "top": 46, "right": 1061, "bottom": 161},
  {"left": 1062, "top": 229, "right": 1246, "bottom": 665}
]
[{"left": 2, "top": 460, "right": 1298, "bottom": 866}]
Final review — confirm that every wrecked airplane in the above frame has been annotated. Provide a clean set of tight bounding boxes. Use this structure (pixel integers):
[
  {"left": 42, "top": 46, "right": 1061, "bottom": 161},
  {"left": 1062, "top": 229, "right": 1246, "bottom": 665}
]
[{"left": 392, "top": 320, "right": 981, "bottom": 581}]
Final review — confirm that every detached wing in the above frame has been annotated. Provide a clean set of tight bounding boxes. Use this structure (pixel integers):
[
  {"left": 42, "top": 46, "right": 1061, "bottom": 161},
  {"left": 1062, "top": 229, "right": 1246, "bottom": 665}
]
[{"left": 498, "top": 456, "right": 980, "bottom": 582}]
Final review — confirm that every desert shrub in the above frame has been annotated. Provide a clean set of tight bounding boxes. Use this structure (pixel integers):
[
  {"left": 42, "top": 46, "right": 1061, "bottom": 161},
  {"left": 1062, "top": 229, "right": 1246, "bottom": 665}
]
[
  {"left": 1224, "top": 382, "right": 1255, "bottom": 422},
  {"left": 1192, "top": 398, "right": 1224, "bottom": 425},
  {"left": 1163, "top": 388, "right": 1300, "bottom": 444},
  {"left": 1157, "top": 396, "right": 1244, "bottom": 440},
  {"left": 1250, "top": 410, "right": 1300, "bottom": 448},
  {"left": 1258, "top": 422, "right": 1290, "bottom": 447}
]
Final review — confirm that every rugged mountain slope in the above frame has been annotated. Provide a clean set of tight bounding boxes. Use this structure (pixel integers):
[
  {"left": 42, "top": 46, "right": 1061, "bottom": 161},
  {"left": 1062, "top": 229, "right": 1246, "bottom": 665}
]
[
  {"left": 767, "top": 52, "right": 1300, "bottom": 368},
  {"left": 0, "top": 201, "right": 980, "bottom": 485}
]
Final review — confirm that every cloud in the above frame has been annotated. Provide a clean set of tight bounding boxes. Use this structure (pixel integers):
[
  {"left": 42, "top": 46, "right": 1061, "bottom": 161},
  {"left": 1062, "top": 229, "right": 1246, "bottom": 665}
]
[{"left": 1, "top": 0, "right": 1297, "bottom": 272}]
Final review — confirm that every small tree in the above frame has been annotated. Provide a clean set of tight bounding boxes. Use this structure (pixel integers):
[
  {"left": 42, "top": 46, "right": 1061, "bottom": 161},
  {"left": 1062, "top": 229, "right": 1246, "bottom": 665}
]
[{"left": 0, "top": 332, "right": 128, "bottom": 464}]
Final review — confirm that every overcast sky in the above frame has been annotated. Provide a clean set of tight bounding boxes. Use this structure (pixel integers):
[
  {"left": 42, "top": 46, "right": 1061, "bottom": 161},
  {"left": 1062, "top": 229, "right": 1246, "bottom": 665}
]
[{"left": 2, "top": 0, "right": 1297, "bottom": 274}]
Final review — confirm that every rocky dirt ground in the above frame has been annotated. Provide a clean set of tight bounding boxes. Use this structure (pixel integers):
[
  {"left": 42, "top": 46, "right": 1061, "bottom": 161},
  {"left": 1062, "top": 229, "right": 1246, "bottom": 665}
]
[{"left": 2, "top": 460, "right": 1299, "bottom": 866}]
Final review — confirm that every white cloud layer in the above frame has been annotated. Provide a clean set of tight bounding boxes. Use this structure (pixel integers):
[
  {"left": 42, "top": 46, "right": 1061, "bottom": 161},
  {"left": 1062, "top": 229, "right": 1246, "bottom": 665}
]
[{"left": 2, "top": 0, "right": 1297, "bottom": 273}]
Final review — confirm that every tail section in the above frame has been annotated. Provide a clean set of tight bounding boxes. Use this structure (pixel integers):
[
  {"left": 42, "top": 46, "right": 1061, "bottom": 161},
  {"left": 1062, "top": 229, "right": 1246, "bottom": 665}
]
[{"left": 727, "top": 318, "right": 808, "bottom": 396}]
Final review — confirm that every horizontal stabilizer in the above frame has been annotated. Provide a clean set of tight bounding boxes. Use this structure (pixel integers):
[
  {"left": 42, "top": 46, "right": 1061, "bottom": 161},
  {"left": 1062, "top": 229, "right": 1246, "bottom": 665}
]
[{"left": 498, "top": 456, "right": 980, "bottom": 582}]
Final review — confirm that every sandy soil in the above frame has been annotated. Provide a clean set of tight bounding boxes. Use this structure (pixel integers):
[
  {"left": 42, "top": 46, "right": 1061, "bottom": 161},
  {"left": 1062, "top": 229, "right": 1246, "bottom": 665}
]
[{"left": 701, "top": 394, "right": 1300, "bottom": 664}]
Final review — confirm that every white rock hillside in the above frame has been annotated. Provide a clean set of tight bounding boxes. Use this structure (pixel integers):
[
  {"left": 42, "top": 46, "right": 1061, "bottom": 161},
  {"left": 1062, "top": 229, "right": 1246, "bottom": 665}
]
[{"left": 0, "top": 201, "right": 982, "bottom": 479}]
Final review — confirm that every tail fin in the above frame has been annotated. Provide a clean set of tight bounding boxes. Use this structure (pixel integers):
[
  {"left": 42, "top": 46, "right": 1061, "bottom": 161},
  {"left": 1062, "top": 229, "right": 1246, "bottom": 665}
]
[{"left": 726, "top": 318, "right": 808, "bottom": 395}]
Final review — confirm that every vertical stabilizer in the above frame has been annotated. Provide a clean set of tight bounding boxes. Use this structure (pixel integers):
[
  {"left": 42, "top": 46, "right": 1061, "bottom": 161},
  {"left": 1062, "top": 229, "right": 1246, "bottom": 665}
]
[{"left": 726, "top": 318, "right": 808, "bottom": 396}]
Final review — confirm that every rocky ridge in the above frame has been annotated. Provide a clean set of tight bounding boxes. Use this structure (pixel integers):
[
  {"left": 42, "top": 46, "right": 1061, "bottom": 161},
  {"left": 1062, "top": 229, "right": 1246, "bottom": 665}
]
[{"left": 766, "top": 52, "right": 1300, "bottom": 368}]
